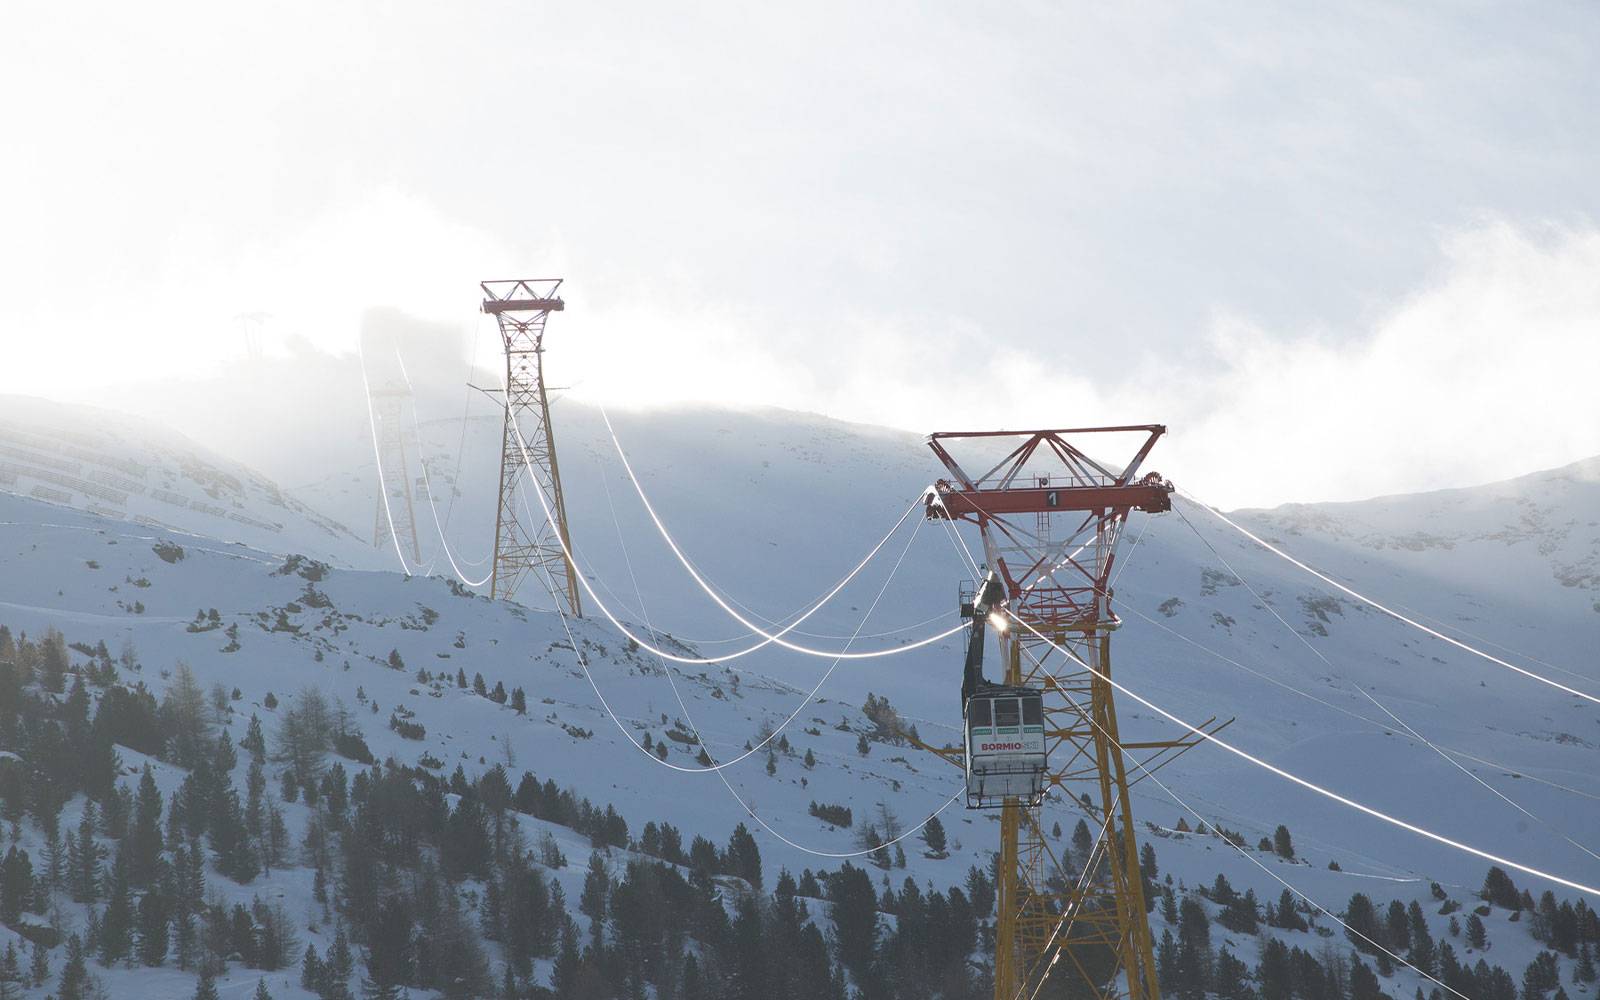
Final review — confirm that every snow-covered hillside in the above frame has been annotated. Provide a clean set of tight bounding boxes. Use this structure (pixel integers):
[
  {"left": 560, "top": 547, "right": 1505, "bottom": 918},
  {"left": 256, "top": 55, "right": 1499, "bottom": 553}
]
[
  {"left": 0, "top": 395, "right": 375, "bottom": 571},
  {"left": 2, "top": 388, "right": 1596, "bottom": 999},
  {"left": 294, "top": 399, "right": 1600, "bottom": 881},
  {"left": 63, "top": 381, "right": 1600, "bottom": 892}
]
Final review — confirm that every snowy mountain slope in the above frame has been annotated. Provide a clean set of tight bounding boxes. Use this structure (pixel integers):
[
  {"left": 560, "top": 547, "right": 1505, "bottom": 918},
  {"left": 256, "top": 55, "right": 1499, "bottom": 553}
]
[
  {"left": 2, "top": 457, "right": 1597, "bottom": 997},
  {"left": 285, "top": 396, "right": 1600, "bottom": 891},
  {"left": 0, "top": 395, "right": 377, "bottom": 571},
  {"left": 0, "top": 488, "right": 969, "bottom": 890},
  {"left": 24, "top": 366, "right": 1595, "bottom": 892},
  {"left": 1232, "top": 455, "right": 1600, "bottom": 653}
]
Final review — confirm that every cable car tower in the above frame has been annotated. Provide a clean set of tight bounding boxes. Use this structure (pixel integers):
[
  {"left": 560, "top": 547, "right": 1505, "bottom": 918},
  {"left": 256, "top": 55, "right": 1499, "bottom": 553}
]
[
  {"left": 481, "top": 279, "right": 581, "bottom": 615},
  {"left": 924, "top": 426, "right": 1217, "bottom": 1000}
]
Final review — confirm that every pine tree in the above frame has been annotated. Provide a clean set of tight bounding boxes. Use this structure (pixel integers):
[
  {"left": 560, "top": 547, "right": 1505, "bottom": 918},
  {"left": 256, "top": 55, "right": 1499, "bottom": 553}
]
[
  {"left": 473, "top": 673, "right": 488, "bottom": 697},
  {"left": 246, "top": 757, "right": 266, "bottom": 842},
  {"left": 301, "top": 942, "right": 322, "bottom": 991},
  {"left": 1524, "top": 961, "right": 1549, "bottom": 1000},
  {"left": 253, "top": 979, "right": 273, "bottom": 1000},
  {"left": 725, "top": 823, "right": 762, "bottom": 888},
  {"left": 1215, "top": 946, "right": 1250, "bottom": 1000},
  {"left": 325, "top": 928, "right": 356, "bottom": 1000},
  {"left": 551, "top": 920, "right": 581, "bottom": 999},
  {"left": 138, "top": 890, "right": 169, "bottom": 966},
  {"left": 804, "top": 748, "right": 816, "bottom": 768},
  {"left": 1410, "top": 900, "right": 1437, "bottom": 973},
  {"left": 1388, "top": 900, "right": 1412, "bottom": 952},
  {"left": 1274, "top": 823, "right": 1295, "bottom": 859},
  {"left": 1346, "top": 893, "right": 1384, "bottom": 954},
  {"left": 130, "top": 764, "right": 164, "bottom": 888},
  {"left": 1071, "top": 819, "right": 1094, "bottom": 863},
  {"left": 1468, "top": 913, "right": 1489, "bottom": 950},
  {"left": 361, "top": 898, "right": 414, "bottom": 1000},
  {"left": 43, "top": 818, "right": 65, "bottom": 891},
  {"left": 1576, "top": 943, "right": 1596, "bottom": 984},
  {"left": 580, "top": 854, "right": 609, "bottom": 948},
  {"left": 1176, "top": 897, "right": 1212, "bottom": 998},
  {"left": 193, "top": 971, "right": 221, "bottom": 1000},
  {"left": 214, "top": 729, "right": 238, "bottom": 776},
  {"left": 1352, "top": 956, "right": 1385, "bottom": 1000},
  {"left": 1482, "top": 866, "right": 1522, "bottom": 910},
  {"left": 921, "top": 815, "right": 947, "bottom": 858},
  {"left": 100, "top": 851, "right": 135, "bottom": 965},
  {"left": 209, "top": 786, "right": 258, "bottom": 884},
  {"left": 29, "top": 940, "right": 47, "bottom": 987},
  {"left": 829, "top": 863, "right": 879, "bottom": 981},
  {"left": 242, "top": 714, "right": 266, "bottom": 760},
  {"left": 1156, "top": 927, "right": 1178, "bottom": 991},
  {"left": 57, "top": 934, "right": 89, "bottom": 1000},
  {"left": 70, "top": 800, "right": 103, "bottom": 903}
]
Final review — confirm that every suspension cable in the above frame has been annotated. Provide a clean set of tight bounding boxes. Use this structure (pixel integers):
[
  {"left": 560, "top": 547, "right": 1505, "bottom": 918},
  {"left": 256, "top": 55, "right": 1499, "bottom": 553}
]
[
  {"left": 357, "top": 338, "right": 415, "bottom": 577},
  {"left": 407, "top": 401, "right": 493, "bottom": 587},
  {"left": 1106, "top": 580, "right": 1600, "bottom": 807},
  {"left": 597, "top": 462, "right": 932, "bottom": 772},
  {"left": 1172, "top": 503, "right": 1600, "bottom": 861},
  {"left": 594, "top": 405, "right": 966, "bottom": 659},
  {"left": 1176, "top": 490, "right": 1600, "bottom": 707},
  {"left": 1002, "top": 607, "right": 1600, "bottom": 900},
  {"left": 612, "top": 494, "right": 965, "bottom": 858},
  {"left": 1105, "top": 714, "right": 1472, "bottom": 1000},
  {"left": 502, "top": 395, "right": 964, "bottom": 663},
  {"left": 1000, "top": 589, "right": 1469, "bottom": 1000},
  {"left": 529, "top": 509, "right": 965, "bottom": 855}
]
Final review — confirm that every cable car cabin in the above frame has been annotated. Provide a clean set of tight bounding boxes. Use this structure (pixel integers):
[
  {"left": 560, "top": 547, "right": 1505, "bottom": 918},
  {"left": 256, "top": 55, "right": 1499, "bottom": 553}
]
[{"left": 964, "top": 687, "right": 1047, "bottom": 808}]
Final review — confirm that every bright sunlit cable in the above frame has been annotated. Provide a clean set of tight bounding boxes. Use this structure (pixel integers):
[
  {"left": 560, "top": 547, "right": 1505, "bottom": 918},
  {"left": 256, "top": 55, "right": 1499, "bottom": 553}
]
[
  {"left": 1171, "top": 502, "right": 1600, "bottom": 863},
  {"left": 1177, "top": 490, "right": 1600, "bottom": 707},
  {"left": 357, "top": 339, "right": 414, "bottom": 577},
  {"left": 530, "top": 513, "right": 965, "bottom": 856},
  {"left": 1003, "top": 607, "right": 1600, "bottom": 900},
  {"left": 407, "top": 403, "right": 493, "bottom": 588},
  {"left": 1004, "top": 594, "right": 1467, "bottom": 1000},
  {"left": 594, "top": 405, "right": 966, "bottom": 659},
  {"left": 502, "top": 395, "right": 965, "bottom": 663},
  {"left": 1109, "top": 583, "right": 1600, "bottom": 810},
  {"left": 1355, "top": 685, "right": 1600, "bottom": 863},
  {"left": 606, "top": 484, "right": 965, "bottom": 857},
  {"left": 1098, "top": 706, "right": 1472, "bottom": 1000},
  {"left": 593, "top": 463, "right": 933, "bottom": 772}
]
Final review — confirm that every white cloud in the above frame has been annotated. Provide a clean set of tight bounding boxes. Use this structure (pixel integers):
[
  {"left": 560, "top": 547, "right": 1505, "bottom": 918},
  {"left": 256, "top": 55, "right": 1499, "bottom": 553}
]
[{"left": 574, "top": 220, "right": 1600, "bottom": 508}]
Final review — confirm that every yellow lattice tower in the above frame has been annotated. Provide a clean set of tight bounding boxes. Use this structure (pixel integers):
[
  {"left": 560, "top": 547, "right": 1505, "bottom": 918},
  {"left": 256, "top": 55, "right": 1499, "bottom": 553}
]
[{"left": 922, "top": 426, "right": 1226, "bottom": 1000}]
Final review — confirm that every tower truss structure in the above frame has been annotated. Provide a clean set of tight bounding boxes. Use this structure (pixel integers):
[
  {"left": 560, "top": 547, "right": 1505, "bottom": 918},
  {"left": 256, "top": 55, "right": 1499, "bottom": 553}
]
[
  {"left": 482, "top": 279, "right": 581, "bottom": 615},
  {"left": 371, "top": 382, "right": 422, "bottom": 567},
  {"left": 925, "top": 426, "right": 1223, "bottom": 1000}
]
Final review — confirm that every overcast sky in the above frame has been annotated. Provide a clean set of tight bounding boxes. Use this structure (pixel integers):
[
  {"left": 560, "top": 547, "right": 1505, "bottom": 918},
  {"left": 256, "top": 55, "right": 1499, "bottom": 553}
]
[{"left": 4, "top": 1, "right": 1598, "bottom": 507}]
